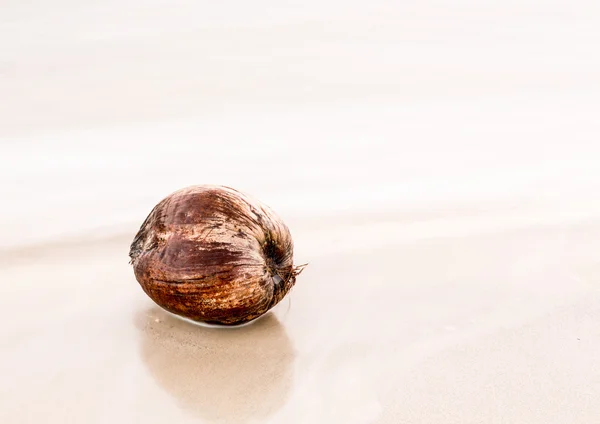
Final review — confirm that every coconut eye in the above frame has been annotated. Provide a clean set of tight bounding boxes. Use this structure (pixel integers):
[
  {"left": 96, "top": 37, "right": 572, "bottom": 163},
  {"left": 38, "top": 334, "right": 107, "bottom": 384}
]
[{"left": 272, "top": 274, "right": 284, "bottom": 288}]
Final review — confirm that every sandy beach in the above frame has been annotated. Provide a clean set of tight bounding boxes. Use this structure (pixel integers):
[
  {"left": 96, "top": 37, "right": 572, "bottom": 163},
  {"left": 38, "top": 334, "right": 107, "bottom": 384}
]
[{"left": 2, "top": 1, "right": 600, "bottom": 423}]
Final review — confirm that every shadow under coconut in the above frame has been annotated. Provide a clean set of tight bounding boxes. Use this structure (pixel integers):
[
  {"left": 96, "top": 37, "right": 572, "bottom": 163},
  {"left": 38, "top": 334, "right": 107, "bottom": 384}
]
[{"left": 135, "top": 306, "right": 295, "bottom": 423}]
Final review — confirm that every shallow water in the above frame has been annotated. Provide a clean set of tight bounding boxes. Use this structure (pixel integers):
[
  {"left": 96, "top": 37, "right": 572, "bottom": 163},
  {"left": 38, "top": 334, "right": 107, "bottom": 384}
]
[{"left": 1, "top": 1, "right": 600, "bottom": 423}]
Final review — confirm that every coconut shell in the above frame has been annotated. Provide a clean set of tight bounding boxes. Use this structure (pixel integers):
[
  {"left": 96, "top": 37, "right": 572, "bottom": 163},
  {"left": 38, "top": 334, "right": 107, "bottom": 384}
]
[{"left": 129, "top": 185, "right": 300, "bottom": 325}]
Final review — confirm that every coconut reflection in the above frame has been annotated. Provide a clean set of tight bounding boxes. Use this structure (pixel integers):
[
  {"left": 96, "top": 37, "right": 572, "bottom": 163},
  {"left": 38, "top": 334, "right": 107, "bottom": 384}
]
[{"left": 135, "top": 306, "right": 295, "bottom": 423}]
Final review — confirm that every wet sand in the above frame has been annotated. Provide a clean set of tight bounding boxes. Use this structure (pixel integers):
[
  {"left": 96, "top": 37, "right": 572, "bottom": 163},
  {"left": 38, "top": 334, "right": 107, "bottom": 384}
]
[
  {"left": 2, "top": 0, "right": 600, "bottom": 422},
  {"left": 1, "top": 205, "right": 600, "bottom": 423}
]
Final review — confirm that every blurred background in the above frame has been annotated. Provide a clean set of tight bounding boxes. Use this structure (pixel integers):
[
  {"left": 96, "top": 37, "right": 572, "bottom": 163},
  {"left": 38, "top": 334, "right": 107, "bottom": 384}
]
[
  {"left": 2, "top": 0, "right": 600, "bottom": 248},
  {"left": 1, "top": 1, "right": 600, "bottom": 423}
]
